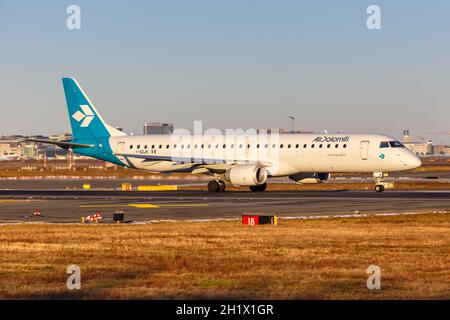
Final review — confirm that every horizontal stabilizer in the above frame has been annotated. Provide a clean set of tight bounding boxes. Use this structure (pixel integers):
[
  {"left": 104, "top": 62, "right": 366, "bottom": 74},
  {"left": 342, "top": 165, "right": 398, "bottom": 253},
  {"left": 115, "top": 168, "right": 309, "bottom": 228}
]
[{"left": 24, "top": 138, "right": 94, "bottom": 149}]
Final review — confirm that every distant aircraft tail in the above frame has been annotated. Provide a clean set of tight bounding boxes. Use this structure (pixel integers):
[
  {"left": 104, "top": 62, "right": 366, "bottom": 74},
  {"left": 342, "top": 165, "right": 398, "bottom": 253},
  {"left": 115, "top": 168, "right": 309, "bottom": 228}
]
[{"left": 62, "top": 78, "right": 126, "bottom": 141}]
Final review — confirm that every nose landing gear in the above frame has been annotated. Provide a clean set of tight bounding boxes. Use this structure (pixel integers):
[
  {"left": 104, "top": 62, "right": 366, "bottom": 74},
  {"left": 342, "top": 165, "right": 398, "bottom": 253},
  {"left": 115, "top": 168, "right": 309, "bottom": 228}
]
[{"left": 373, "top": 172, "right": 386, "bottom": 192}]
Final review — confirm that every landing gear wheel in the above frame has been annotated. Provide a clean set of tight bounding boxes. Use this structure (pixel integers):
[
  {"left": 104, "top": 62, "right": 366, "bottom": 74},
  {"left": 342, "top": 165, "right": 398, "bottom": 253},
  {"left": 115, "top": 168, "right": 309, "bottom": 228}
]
[
  {"left": 208, "top": 180, "right": 220, "bottom": 193},
  {"left": 258, "top": 182, "right": 267, "bottom": 192},
  {"left": 375, "top": 184, "right": 385, "bottom": 193},
  {"left": 208, "top": 180, "right": 226, "bottom": 193},
  {"left": 218, "top": 180, "right": 226, "bottom": 192},
  {"left": 249, "top": 183, "right": 267, "bottom": 192}
]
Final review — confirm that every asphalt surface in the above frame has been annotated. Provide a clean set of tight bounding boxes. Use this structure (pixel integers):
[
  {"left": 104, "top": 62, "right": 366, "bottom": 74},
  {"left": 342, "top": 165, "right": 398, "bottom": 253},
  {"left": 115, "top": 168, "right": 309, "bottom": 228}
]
[
  {"left": 0, "top": 178, "right": 205, "bottom": 190},
  {"left": 0, "top": 189, "right": 448, "bottom": 223},
  {"left": 0, "top": 174, "right": 449, "bottom": 190}
]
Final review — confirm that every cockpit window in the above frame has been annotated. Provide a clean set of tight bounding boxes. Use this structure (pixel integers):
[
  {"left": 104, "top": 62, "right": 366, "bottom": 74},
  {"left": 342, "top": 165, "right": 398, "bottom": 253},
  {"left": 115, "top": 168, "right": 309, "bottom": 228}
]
[
  {"left": 379, "top": 141, "right": 389, "bottom": 148},
  {"left": 389, "top": 141, "right": 404, "bottom": 148}
]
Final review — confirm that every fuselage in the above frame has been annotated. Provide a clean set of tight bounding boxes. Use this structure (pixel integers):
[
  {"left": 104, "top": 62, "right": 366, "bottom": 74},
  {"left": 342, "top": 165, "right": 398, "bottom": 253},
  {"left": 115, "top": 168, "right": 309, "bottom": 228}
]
[{"left": 91, "top": 133, "right": 423, "bottom": 177}]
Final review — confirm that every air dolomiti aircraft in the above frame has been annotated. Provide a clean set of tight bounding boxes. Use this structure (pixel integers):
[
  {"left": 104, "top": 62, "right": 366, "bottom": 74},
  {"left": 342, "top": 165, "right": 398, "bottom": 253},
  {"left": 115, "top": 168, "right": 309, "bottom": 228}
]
[{"left": 28, "top": 78, "right": 422, "bottom": 193}]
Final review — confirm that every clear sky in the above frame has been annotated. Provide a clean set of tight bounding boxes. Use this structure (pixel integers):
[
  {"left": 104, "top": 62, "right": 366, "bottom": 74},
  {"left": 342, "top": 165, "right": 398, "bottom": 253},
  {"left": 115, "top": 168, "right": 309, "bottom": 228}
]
[{"left": 1, "top": 0, "right": 449, "bottom": 143}]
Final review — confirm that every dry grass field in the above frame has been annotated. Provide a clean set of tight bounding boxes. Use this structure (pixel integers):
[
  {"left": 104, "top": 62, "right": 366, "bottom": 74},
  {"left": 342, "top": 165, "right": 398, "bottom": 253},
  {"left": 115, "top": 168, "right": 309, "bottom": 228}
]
[{"left": 0, "top": 213, "right": 449, "bottom": 299}]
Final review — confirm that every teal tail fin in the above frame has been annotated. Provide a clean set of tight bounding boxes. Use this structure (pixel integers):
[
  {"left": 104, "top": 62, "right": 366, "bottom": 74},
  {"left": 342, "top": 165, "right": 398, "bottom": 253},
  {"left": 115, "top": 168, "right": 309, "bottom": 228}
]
[{"left": 62, "top": 78, "right": 125, "bottom": 140}]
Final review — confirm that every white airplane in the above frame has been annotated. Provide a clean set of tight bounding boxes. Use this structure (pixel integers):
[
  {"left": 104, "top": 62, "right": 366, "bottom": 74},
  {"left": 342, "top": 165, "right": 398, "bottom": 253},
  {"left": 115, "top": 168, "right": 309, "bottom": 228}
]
[
  {"left": 0, "top": 154, "right": 19, "bottom": 161},
  {"left": 28, "top": 78, "right": 422, "bottom": 192}
]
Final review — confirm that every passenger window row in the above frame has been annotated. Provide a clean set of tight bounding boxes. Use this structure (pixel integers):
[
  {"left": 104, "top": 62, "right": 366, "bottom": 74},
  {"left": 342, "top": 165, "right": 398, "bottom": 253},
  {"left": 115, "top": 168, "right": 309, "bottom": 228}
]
[{"left": 128, "top": 143, "right": 348, "bottom": 150}]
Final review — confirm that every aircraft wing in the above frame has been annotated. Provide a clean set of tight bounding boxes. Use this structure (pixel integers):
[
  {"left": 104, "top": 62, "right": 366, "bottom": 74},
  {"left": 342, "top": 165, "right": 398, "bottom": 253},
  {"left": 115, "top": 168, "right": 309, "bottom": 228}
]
[
  {"left": 23, "top": 139, "right": 94, "bottom": 149},
  {"left": 116, "top": 153, "right": 226, "bottom": 164},
  {"left": 116, "top": 153, "right": 272, "bottom": 167}
]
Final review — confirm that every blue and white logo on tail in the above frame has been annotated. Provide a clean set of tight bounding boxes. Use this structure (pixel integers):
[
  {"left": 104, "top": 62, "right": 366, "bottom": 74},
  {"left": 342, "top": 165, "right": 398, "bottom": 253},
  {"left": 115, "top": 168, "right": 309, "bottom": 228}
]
[{"left": 72, "top": 105, "right": 95, "bottom": 127}]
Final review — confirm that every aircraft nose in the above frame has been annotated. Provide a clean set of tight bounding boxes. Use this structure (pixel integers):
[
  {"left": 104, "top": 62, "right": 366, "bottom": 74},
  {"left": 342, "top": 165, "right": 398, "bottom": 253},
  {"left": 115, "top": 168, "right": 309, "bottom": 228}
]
[{"left": 408, "top": 155, "right": 422, "bottom": 169}]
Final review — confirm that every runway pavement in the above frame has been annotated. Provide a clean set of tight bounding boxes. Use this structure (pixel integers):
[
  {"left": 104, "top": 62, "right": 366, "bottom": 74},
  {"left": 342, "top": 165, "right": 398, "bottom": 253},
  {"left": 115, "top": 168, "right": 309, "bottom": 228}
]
[
  {"left": 0, "top": 174, "right": 449, "bottom": 190},
  {"left": 0, "top": 189, "right": 448, "bottom": 223},
  {"left": 0, "top": 178, "right": 204, "bottom": 190}
]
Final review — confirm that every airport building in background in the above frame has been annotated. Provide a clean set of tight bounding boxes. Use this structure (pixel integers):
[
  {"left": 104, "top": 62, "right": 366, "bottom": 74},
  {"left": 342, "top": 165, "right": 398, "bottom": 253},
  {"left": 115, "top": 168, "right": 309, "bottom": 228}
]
[
  {"left": 0, "top": 139, "right": 22, "bottom": 159},
  {"left": 49, "top": 133, "right": 72, "bottom": 141},
  {"left": 143, "top": 122, "right": 173, "bottom": 135},
  {"left": 0, "top": 134, "right": 71, "bottom": 160},
  {"left": 434, "top": 144, "right": 450, "bottom": 155},
  {"left": 403, "top": 130, "right": 433, "bottom": 155},
  {"left": 402, "top": 129, "right": 449, "bottom": 156}
]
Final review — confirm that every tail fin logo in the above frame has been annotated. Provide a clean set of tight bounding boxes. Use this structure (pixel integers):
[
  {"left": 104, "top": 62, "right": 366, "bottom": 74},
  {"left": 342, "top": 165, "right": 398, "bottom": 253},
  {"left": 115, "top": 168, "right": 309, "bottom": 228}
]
[{"left": 72, "top": 105, "right": 95, "bottom": 127}]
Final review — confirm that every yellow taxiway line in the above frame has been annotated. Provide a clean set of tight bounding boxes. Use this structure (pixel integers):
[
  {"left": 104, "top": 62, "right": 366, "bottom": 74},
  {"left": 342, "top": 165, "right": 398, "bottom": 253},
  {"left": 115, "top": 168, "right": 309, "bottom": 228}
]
[
  {"left": 0, "top": 200, "right": 40, "bottom": 205},
  {"left": 79, "top": 203, "right": 208, "bottom": 209}
]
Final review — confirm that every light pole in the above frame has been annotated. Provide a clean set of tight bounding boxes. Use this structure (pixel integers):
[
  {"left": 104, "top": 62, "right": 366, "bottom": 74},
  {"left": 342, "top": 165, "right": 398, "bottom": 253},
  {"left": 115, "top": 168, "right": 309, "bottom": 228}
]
[{"left": 287, "top": 116, "right": 295, "bottom": 132}]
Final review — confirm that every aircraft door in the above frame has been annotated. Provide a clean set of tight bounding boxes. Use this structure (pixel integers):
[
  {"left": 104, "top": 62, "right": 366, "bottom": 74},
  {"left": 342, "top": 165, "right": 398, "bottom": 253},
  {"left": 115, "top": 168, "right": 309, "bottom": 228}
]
[
  {"left": 116, "top": 142, "right": 125, "bottom": 154},
  {"left": 360, "top": 141, "right": 369, "bottom": 160}
]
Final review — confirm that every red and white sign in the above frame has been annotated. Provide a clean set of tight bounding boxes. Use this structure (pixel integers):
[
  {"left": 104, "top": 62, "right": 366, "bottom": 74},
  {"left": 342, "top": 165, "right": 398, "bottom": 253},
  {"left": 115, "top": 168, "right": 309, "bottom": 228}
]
[{"left": 242, "top": 215, "right": 259, "bottom": 225}]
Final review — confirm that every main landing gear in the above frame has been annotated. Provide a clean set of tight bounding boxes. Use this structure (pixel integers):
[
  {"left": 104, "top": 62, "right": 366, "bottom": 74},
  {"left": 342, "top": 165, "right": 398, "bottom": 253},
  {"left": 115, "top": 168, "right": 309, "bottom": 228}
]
[
  {"left": 249, "top": 183, "right": 267, "bottom": 192},
  {"left": 207, "top": 181, "right": 268, "bottom": 192},
  {"left": 207, "top": 180, "right": 226, "bottom": 193}
]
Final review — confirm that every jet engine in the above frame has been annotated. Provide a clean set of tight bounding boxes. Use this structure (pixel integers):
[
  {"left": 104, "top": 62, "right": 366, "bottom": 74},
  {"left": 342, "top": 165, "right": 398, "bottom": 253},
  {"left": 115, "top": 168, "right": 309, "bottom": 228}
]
[
  {"left": 225, "top": 165, "right": 268, "bottom": 186},
  {"left": 288, "top": 172, "right": 330, "bottom": 184}
]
